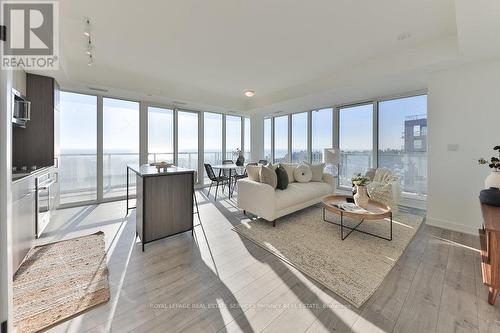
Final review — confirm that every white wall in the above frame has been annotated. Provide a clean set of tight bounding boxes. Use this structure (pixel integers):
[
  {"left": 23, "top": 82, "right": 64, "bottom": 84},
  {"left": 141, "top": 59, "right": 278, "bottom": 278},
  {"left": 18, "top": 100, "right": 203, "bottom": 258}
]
[{"left": 427, "top": 58, "right": 500, "bottom": 234}]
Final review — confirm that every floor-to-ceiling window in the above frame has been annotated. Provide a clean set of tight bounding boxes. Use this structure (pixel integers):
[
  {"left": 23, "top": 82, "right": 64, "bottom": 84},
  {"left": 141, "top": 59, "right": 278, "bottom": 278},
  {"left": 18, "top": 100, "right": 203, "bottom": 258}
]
[
  {"left": 273, "top": 115, "right": 289, "bottom": 163},
  {"left": 311, "top": 108, "right": 333, "bottom": 163},
  {"left": 59, "top": 92, "right": 97, "bottom": 204},
  {"left": 225, "top": 115, "right": 241, "bottom": 160},
  {"left": 264, "top": 118, "right": 272, "bottom": 162},
  {"left": 204, "top": 112, "right": 223, "bottom": 183},
  {"left": 378, "top": 95, "right": 427, "bottom": 197},
  {"left": 244, "top": 117, "right": 251, "bottom": 162},
  {"left": 339, "top": 104, "right": 373, "bottom": 187},
  {"left": 177, "top": 111, "right": 199, "bottom": 173},
  {"left": 291, "top": 112, "right": 308, "bottom": 163},
  {"left": 103, "top": 98, "right": 140, "bottom": 198},
  {"left": 148, "top": 107, "right": 173, "bottom": 164}
]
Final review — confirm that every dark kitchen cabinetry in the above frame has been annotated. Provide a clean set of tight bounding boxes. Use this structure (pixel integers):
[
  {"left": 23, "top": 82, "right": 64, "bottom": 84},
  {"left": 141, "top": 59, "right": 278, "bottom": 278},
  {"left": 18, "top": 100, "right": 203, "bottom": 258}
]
[{"left": 13, "top": 74, "right": 60, "bottom": 173}]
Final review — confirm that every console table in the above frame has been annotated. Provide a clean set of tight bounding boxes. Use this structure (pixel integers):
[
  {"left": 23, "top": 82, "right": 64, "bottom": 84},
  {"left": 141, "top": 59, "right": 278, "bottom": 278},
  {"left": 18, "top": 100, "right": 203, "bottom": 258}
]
[
  {"left": 479, "top": 202, "right": 500, "bottom": 305},
  {"left": 127, "top": 164, "right": 195, "bottom": 251}
]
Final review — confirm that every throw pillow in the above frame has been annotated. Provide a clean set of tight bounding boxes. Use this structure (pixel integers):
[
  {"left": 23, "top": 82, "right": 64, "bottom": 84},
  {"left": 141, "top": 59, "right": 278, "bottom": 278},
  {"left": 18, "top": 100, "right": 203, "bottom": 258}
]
[
  {"left": 260, "top": 164, "right": 278, "bottom": 189},
  {"left": 305, "top": 162, "right": 325, "bottom": 182},
  {"left": 266, "top": 162, "right": 277, "bottom": 171},
  {"left": 281, "top": 163, "right": 298, "bottom": 183},
  {"left": 294, "top": 164, "right": 312, "bottom": 183},
  {"left": 275, "top": 164, "right": 289, "bottom": 190},
  {"left": 246, "top": 165, "right": 261, "bottom": 182}
]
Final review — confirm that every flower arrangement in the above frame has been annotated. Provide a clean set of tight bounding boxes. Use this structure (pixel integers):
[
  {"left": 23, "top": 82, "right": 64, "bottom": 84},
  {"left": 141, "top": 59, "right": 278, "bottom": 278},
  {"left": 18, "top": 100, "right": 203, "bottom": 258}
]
[
  {"left": 478, "top": 146, "right": 500, "bottom": 171},
  {"left": 233, "top": 148, "right": 243, "bottom": 158},
  {"left": 351, "top": 173, "right": 370, "bottom": 187}
]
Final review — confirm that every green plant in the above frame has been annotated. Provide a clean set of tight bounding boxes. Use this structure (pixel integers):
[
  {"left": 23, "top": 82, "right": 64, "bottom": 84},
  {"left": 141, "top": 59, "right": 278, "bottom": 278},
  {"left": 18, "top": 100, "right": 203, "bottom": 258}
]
[
  {"left": 479, "top": 146, "right": 500, "bottom": 171},
  {"left": 351, "top": 173, "right": 370, "bottom": 186}
]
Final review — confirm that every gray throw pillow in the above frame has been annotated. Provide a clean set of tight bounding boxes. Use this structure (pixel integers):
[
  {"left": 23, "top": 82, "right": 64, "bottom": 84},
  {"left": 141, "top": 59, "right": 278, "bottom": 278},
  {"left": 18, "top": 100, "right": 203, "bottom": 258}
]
[{"left": 275, "top": 164, "right": 289, "bottom": 190}]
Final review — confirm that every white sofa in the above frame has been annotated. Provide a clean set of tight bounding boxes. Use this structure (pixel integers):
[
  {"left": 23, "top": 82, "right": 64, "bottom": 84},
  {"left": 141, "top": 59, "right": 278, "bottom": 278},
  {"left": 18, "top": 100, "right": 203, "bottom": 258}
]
[{"left": 237, "top": 173, "right": 334, "bottom": 226}]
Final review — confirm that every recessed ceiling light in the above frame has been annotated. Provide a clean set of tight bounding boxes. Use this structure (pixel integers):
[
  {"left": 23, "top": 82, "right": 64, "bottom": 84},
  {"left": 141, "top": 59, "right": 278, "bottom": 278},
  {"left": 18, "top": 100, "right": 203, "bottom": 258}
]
[{"left": 244, "top": 90, "right": 256, "bottom": 98}]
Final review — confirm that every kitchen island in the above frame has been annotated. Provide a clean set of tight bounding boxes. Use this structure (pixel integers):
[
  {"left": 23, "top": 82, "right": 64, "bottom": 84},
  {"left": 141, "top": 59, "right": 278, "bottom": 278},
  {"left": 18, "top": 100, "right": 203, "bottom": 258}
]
[{"left": 127, "top": 164, "right": 195, "bottom": 251}]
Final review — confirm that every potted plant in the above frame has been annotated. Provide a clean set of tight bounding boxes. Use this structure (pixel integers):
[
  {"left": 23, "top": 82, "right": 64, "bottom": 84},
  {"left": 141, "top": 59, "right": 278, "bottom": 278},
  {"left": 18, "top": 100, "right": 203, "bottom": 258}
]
[
  {"left": 234, "top": 148, "right": 245, "bottom": 166},
  {"left": 351, "top": 173, "right": 370, "bottom": 208},
  {"left": 478, "top": 145, "right": 500, "bottom": 188},
  {"left": 479, "top": 146, "right": 500, "bottom": 206}
]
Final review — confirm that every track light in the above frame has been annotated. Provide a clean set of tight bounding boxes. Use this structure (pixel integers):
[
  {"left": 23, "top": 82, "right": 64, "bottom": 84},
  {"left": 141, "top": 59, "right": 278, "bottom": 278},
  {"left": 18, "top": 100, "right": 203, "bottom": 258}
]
[{"left": 84, "top": 18, "right": 91, "bottom": 37}]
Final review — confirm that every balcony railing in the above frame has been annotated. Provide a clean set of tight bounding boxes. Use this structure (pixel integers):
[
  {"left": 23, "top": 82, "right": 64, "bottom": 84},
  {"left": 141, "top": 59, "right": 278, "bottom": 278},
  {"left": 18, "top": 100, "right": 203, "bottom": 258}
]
[{"left": 338, "top": 151, "right": 427, "bottom": 197}]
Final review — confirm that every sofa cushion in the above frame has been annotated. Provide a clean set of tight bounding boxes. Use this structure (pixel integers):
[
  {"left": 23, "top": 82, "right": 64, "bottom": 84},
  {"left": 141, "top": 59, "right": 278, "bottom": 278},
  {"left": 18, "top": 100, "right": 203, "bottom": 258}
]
[
  {"left": 275, "top": 182, "right": 331, "bottom": 210},
  {"left": 305, "top": 162, "right": 325, "bottom": 182},
  {"left": 275, "top": 164, "right": 289, "bottom": 190},
  {"left": 294, "top": 164, "right": 312, "bottom": 183},
  {"left": 281, "top": 163, "right": 298, "bottom": 183},
  {"left": 246, "top": 165, "right": 261, "bottom": 182},
  {"left": 260, "top": 164, "right": 277, "bottom": 189}
]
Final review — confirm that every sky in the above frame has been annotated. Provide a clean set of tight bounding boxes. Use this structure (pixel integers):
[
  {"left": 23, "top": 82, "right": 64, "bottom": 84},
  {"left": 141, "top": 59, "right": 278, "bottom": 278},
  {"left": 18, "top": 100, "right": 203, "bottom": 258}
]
[{"left": 60, "top": 92, "right": 427, "bottom": 155}]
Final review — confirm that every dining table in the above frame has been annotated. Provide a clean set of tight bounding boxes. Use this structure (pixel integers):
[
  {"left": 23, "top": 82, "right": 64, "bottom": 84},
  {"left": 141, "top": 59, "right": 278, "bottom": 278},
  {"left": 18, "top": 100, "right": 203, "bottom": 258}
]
[{"left": 211, "top": 163, "right": 245, "bottom": 199}]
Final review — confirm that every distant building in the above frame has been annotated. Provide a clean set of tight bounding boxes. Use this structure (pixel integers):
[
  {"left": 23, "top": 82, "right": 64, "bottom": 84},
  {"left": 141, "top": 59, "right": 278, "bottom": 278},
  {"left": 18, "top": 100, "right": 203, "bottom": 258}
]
[{"left": 404, "top": 115, "right": 427, "bottom": 152}]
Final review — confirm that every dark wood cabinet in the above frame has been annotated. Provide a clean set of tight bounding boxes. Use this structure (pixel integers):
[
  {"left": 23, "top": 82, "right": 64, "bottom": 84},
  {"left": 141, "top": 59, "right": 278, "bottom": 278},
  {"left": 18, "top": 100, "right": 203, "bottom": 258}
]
[
  {"left": 13, "top": 74, "right": 59, "bottom": 170},
  {"left": 130, "top": 165, "right": 194, "bottom": 251},
  {"left": 479, "top": 203, "right": 500, "bottom": 305}
]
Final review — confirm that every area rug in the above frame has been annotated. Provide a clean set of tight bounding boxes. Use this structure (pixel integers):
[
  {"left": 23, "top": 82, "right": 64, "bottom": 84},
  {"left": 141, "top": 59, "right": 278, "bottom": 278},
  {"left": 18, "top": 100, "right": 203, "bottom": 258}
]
[
  {"left": 233, "top": 206, "right": 423, "bottom": 308},
  {"left": 13, "top": 232, "right": 110, "bottom": 333}
]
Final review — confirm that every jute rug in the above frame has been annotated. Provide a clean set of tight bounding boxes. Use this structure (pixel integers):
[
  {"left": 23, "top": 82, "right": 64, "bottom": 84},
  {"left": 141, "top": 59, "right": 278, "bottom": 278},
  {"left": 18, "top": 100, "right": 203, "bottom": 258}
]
[
  {"left": 13, "top": 232, "right": 110, "bottom": 333},
  {"left": 233, "top": 206, "right": 423, "bottom": 308}
]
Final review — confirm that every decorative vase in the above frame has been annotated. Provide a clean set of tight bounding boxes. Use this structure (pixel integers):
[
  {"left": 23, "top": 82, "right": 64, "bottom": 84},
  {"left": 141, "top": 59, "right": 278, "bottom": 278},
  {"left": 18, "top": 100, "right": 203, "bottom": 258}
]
[
  {"left": 485, "top": 170, "right": 500, "bottom": 189},
  {"left": 236, "top": 155, "right": 245, "bottom": 166},
  {"left": 480, "top": 187, "right": 500, "bottom": 207},
  {"left": 354, "top": 185, "right": 369, "bottom": 208}
]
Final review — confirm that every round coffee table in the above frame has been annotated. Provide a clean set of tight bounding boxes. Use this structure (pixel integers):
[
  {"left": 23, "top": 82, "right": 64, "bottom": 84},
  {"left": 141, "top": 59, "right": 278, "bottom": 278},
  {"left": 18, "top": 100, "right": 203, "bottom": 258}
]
[{"left": 321, "top": 195, "right": 393, "bottom": 241}]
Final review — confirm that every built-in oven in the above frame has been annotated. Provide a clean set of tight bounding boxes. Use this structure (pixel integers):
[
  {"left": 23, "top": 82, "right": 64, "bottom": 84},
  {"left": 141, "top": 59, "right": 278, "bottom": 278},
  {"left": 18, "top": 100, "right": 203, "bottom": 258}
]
[{"left": 35, "top": 172, "right": 56, "bottom": 238}]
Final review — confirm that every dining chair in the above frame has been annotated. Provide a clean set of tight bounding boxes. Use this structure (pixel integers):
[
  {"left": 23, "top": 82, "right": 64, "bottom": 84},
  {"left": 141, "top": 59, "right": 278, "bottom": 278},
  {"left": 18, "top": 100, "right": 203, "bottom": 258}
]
[
  {"left": 221, "top": 160, "right": 234, "bottom": 191},
  {"left": 230, "top": 162, "right": 257, "bottom": 196},
  {"left": 204, "top": 164, "right": 228, "bottom": 200}
]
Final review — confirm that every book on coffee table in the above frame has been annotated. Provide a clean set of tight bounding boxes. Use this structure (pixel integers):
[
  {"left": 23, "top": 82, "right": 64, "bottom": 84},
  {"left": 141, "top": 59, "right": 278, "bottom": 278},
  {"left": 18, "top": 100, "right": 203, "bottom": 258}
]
[{"left": 333, "top": 202, "right": 372, "bottom": 214}]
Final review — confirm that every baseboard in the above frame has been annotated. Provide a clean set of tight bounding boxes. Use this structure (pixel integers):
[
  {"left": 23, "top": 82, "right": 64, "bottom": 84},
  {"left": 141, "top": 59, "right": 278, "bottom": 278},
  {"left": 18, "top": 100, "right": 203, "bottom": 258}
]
[{"left": 426, "top": 216, "right": 479, "bottom": 235}]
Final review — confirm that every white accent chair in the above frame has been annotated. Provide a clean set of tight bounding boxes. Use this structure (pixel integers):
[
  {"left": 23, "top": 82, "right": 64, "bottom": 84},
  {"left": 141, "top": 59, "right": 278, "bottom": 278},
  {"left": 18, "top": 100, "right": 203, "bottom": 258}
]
[{"left": 365, "top": 168, "right": 402, "bottom": 212}]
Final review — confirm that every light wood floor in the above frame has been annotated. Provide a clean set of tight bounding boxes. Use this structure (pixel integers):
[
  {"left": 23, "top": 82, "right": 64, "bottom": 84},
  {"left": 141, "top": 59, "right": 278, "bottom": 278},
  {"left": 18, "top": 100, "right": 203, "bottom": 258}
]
[{"left": 37, "top": 190, "right": 500, "bottom": 333}]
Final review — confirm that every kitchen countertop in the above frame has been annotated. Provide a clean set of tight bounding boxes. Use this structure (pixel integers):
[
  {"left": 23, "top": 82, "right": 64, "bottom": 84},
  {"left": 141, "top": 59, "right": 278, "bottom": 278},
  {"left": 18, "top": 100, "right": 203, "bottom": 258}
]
[
  {"left": 127, "top": 164, "right": 196, "bottom": 177},
  {"left": 12, "top": 165, "right": 54, "bottom": 183}
]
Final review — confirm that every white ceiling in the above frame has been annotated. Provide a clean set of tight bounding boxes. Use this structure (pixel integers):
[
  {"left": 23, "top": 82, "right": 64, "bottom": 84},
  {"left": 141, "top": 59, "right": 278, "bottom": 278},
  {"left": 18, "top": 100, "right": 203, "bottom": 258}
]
[{"left": 41, "top": 0, "right": 500, "bottom": 114}]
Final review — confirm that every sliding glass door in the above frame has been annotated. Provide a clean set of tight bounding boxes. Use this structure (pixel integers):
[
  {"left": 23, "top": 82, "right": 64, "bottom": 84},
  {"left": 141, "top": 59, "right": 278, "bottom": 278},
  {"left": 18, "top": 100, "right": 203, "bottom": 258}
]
[
  {"left": 103, "top": 98, "right": 140, "bottom": 198},
  {"left": 204, "top": 112, "right": 223, "bottom": 183},
  {"left": 244, "top": 117, "right": 251, "bottom": 162},
  {"left": 177, "top": 111, "right": 199, "bottom": 172},
  {"left": 291, "top": 112, "right": 308, "bottom": 163},
  {"left": 264, "top": 118, "right": 272, "bottom": 162},
  {"left": 59, "top": 92, "right": 97, "bottom": 204},
  {"left": 339, "top": 104, "right": 373, "bottom": 187},
  {"left": 378, "top": 95, "right": 427, "bottom": 197},
  {"left": 225, "top": 115, "right": 241, "bottom": 160},
  {"left": 274, "top": 116, "right": 289, "bottom": 163},
  {"left": 148, "top": 107, "right": 174, "bottom": 163}
]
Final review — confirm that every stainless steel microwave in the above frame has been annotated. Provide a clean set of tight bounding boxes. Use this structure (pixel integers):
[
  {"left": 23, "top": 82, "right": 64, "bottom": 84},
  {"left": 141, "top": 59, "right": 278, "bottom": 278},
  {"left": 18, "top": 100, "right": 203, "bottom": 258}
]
[{"left": 12, "top": 88, "right": 31, "bottom": 128}]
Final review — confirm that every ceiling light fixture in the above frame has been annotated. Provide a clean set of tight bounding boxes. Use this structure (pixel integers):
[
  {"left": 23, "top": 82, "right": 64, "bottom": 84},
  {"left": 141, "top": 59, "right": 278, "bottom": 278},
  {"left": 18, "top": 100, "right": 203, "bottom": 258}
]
[
  {"left": 83, "top": 17, "right": 91, "bottom": 37},
  {"left": 84, "top": 18, "right": 95, "bottom": 67},
  {"left": 244, "top": 90, "right": 256, "bottom": 98}
]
